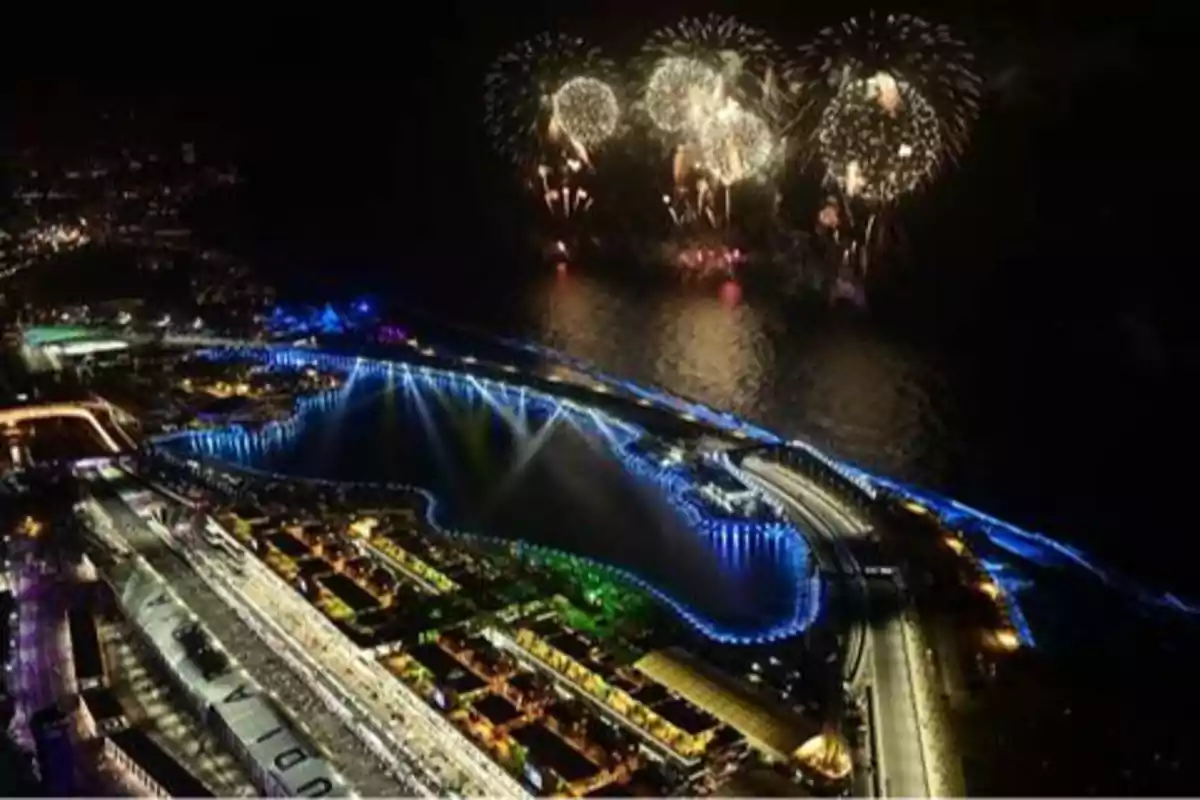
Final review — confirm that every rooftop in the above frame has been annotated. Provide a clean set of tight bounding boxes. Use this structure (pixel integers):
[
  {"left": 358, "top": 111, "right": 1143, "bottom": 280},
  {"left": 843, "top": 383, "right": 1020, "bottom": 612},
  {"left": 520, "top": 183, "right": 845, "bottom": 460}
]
[
  {"left": 408, "top": 642, "right": 487, "bottom": 694},
  {"left": 474, "top": 693, "right": 523, "bottom": 728},
  {"left": 513, "top": 723, "right": 600, "bottom": 784},
  {"left": 108, "top": 727, "right": 214, "bottom": 798},
  {"left": 635, "top": 649, "right": 813, "bottom": 759}
]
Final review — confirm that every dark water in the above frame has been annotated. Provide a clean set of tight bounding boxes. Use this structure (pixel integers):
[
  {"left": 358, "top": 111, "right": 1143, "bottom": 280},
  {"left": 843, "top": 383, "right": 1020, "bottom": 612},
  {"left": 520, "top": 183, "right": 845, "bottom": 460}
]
[
  {"left": 379, "top": 268, "right": 1191, "bottom": 600},
  {"left": 177, "top": 374, "right": 810, "bottom": 637}
]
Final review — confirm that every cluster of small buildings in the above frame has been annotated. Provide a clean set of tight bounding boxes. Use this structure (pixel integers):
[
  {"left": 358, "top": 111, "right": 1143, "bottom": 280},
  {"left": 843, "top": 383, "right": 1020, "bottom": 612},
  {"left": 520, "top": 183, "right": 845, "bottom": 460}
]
[
  {"left": 142, "top": 448, "right": 837, "bottom": 796},
  {"left": 1, "top": 139, "right": 236, "bottom": 285},
  {"left": 79, "top": 349, "right": 341, "bottom": 435},
  {"left": 894, "top": 500, "right": 1024, "bottom": 656},
  {"left": 386, "top": 622, "right": 684, "bottom": 797},
  {"left": 511, "top": 617, "right": 745, "bottom": 767}
]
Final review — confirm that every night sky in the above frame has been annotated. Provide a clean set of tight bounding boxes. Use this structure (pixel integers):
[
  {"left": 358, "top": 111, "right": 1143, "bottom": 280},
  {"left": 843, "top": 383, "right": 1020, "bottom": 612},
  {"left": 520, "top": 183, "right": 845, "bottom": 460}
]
[
  {"left": 2, "top": 7, "right": 1197, "bottom": 792},
  {"left": 2, "top": 1, "right": 1189, "bottom": 344}
]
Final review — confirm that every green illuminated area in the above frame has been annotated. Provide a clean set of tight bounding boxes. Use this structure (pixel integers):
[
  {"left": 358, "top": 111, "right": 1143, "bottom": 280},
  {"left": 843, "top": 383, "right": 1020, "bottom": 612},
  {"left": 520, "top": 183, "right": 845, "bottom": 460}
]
[
  {"left": 518, "top": 546, "right": 659, "bottom": 641},
  {"left": 23, "top": 324, "right": 121, "bottom": 347}
]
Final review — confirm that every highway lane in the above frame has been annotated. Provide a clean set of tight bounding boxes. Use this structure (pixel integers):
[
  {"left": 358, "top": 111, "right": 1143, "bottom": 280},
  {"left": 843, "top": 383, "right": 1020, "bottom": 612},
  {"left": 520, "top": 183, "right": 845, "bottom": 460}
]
[
  {"left": 737, "top": 457, "right": 870, "bottom": 689},
  {"left": 743, "top": 457, "right": 873, "bottom": 540},
  {"left": 738, "top": 456, "right": 933, "bottom": 799},
  {"left": 871, "top": 613, "right": 932, "bottom": 799},
  {"left": 8, "top": 556, "right": 58, "bottom": 755}
]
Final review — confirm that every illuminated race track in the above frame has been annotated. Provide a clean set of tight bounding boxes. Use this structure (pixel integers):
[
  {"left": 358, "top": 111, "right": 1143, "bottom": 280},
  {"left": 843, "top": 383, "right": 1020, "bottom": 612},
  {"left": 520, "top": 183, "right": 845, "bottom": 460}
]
[
  {"left": 0, "top": 402, "right": 136, "bottom": 454},
  {"left": 159, "top": 338, "right": 1200, "bottom": 641},
  {"left": 79, "top": 471, "right": 411, "bottom": 797},
  {"left": 165, "top": 338, "right": 1200, "bottom": 800},
  {"left": 734, "top": 457, "right": 934, "bottom": 798},
  {"left": 81, "top": 465, "right": 528, "bottom": 798},
  {"left": 24, "top": 321, "right": 1200, "bottom": 800},
  {"left": 22, "top": 322, "right": 1199, "bottom": 652}
]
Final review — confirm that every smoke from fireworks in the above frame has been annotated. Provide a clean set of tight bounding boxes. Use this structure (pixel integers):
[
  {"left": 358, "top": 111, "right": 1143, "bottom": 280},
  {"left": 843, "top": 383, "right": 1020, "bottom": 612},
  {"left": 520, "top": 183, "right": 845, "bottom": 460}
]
[{"left": 817, "top": 72, "right": 942, "bottom": 203}]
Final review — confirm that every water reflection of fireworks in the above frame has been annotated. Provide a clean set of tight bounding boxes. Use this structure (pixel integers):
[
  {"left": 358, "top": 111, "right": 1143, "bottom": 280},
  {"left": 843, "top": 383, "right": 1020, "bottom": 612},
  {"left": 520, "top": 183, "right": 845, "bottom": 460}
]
[{"left": 671, "top": 244, "right": 745, "bottom": 279}]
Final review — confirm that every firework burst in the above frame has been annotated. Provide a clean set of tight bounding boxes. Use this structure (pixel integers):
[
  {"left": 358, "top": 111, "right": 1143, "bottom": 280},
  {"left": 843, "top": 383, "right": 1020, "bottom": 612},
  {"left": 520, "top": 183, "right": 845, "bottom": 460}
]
[
  {"left": 484, "top": 32, "right": 619, "bottom": 166},
  {"left": 638, "top": 15, "right": 792, "bottom": 233},
  {"left": 640, "top": 14, "right": 796, "bottom": 131},
  {"left": 796, "top": 11, "right": 981, "bottom": 161},
  {"left": 698, "top": 101, "right": 776, "bottom": 186},
  {"left": 644, "top": 56, "right": 724, "bottom": 135},
  {"left": 643, "top": 14, "right": 789, "bottom": 89},
  {"left": 551, "top": 76, "right": 621, "bottom": 152},
  {"left": 817, "top": 73, "right": 942, "bottom": 203}
]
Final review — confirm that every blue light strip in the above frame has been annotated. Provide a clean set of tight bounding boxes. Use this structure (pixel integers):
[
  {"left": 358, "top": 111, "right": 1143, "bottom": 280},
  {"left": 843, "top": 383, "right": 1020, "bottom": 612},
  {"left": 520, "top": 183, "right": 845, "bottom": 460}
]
[
  {"left": 149, "top": 443, "right": 821, "bottom": 645},
  {"left": 478, "top": 342, "right": 1200, "bottom": 623},
  {"left": 502, "top": 337, "right": 787, "bottom": 444},
  {"left": 184, "top": 333, "right": 1200, "bottom": 648},
  {"left": 989, "top": 570, "right": 1037, "bottom": 648},
  {"left": 159, "top": 347, "right": 823, "bottom": 643},
  {"left": 866, "top": 475, "right": 1200, "bottom": 619}
]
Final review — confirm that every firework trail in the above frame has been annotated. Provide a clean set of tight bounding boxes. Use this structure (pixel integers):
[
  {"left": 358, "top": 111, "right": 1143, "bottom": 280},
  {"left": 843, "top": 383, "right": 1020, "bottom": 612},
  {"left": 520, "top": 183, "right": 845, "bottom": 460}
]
[
  {"left": 485, "top": 32, "right": 622, "bottom": 234},
  {"left": 638, "top": 15, "right": 793, "bottom": 231}
]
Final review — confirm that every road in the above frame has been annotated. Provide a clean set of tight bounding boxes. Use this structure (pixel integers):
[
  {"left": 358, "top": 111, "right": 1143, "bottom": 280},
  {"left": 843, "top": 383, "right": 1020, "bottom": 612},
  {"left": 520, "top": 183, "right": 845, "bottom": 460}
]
[
  {"left": 5, "top": 536, "right": 101, "bottom": 793},
  {"left": 89, "top": 467, "right": 528, "bottom": 798},
  {"left": 739, "top": 456, "right": 934, "bottom": 799},
  {"left": 736, "top": 456, "right": 870, "bottom": 690},
  {"left": 196, "top": 514, "right": 527, "bottom": 797},
  {"left": 144, "top": 474, "right": 528, "bottom": 797},
  {"left": 868, "top": 610, "right": 934, "bottom": 799},
  {"left": 82, "top": 475, "right": 413, "bottom": 798},
  {"left": 99, "top": 617, "right": 257, "bottom": 796},
  {"left": 8, "top": 553, "right": 69, "bottom": 754}
]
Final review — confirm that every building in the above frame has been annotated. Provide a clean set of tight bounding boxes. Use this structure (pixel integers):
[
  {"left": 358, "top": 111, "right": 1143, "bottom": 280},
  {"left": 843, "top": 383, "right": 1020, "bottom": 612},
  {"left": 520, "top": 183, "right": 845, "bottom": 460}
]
[
  {"left": 31, "top": 706, "right": 75, "bottom": 797},
  {"left": 110, "top": 560, "right": 345, "bottom": 797},
  {"left": 79, "top": 686, "right": 129, "bottom": 737},
  {"left": 68, "top": 599, "right": 106, "bottom": 690},
  {"left": 105, "top": 727, "right": 213, "bottom": 798}
]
